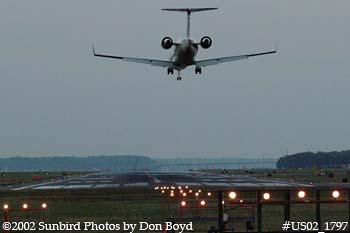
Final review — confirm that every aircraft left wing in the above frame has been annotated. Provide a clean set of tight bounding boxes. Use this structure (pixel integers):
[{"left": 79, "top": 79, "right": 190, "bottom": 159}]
[
  {"left": 93, "top": 45, "right": 173, "bottom": 68},
  {"left": 195, "top": 50, "right": 276, "bottom": 67}
]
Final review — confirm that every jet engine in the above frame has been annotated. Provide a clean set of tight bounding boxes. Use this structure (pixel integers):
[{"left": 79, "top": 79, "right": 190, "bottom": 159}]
[
  {"left": 161, "top": 37, "right": 173, "bottom": 49},
  {"left": 200, "top": 36, "right": 212, "bottom": 49}
]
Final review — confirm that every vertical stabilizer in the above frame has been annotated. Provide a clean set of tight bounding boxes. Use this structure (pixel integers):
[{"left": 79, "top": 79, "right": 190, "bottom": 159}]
[{"left": 162, "top": 8, "right": 218, "bottom": 38}]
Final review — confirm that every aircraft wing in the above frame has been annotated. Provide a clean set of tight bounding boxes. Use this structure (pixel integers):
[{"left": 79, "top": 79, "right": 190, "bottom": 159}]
[
  {"left": 195, "top": 50, "right": 276, "bottom": 67},
  {"left": 93, "top": 45, "right": 173, "bottom": 68}
]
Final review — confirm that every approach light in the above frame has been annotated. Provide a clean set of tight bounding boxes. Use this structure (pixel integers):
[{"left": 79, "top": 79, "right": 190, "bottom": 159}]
[
  {"left": 222, "top": 200, "right": 225, "bottom": 205},
  {"left": 195, "top": 192, "right": 199, "bottom": 197},
  {"left": 200, "top": 200, "right": 206, "bottom": 206},
  {"left": 297, "top": 190, "right": 306, "bottom": 199},
  {"left": 180, "top": 190, "right": 184, "bottom": 194},
  {"left": 228, "top": 191, "right": 237, "bottom": 200},
  {"left": 189, "top": 190, "right": 192, "bottom": 193},
  {"left": 41, "top": 203, "right": 47, "bottom": 209},
  {"left": 181, "top": 201, "right": 186, "bottom": 207},
  {"left": 161, "top": 190, "right": 165, "bottom": 194},
  {"left": 263, "top": 192, "right": 271, "bottom": 200},
  {"left": 3, "top": 204, "right": 9, "bottom": 210},
  {"left": 239, "top": 199, "right": 244, "bottom": 203},
  {"left": 198, "top": 189, "right": 202, "bottom": 193},
  {"left": 182, "top": 192, "right": 187, "bottom": 197},
  {"left": 332, "top": 190, "right": 340, "bottom": 199},
  {"left": 178, "top": 186, "right": 182, "bottom": 190},
  {"left": 154, "top": 187, "right": 159, "bottom": 190},
  {"left": 22, "top": 203, "right": 28, "bottom": 209},
  {"left": 207, "top": 192, "right": 212, "bottom": 197},
  {"left": 170, "top": 192, "right": 175, "bottom": 197},
  {"left": 185, "top": 186, "right": 189, "bottom": 189}
]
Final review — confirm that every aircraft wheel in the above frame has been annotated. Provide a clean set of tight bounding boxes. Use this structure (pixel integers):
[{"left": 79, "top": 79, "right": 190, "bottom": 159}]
[
  {"left": 195, "top": 67, "right": 202, "bottom": 74},
  {"left": 167, "top": 67, "right": 174, "bottom": 75}
]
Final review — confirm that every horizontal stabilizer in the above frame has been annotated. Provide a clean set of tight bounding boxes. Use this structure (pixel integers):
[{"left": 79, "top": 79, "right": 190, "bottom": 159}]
[{"left": 162, "top": 8, "right": 218, "bottom": 13}]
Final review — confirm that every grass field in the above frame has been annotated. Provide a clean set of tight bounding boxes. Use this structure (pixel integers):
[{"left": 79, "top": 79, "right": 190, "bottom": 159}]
[
  {"left": 0, "top": 171, "right": 89, "bottom": 187},
  {"left": 0, "top": 169, "right": 349, "bottom": 232}
]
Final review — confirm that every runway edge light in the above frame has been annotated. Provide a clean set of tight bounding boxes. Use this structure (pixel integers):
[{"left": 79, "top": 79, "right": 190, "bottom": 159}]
[
  {"left": 332, "top": 190, "right": 340, "bottom": 199},
  {"left": 297, "top": 190, "right": 306, "bottom": 199},
  {"left": 228, "top": 191, "right": 237, "bottom": 200}
]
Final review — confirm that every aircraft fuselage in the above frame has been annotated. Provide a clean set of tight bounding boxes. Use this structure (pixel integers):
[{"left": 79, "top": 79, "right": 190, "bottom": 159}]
[{"left": 172, "top": 39, "right": 198, "bottom": 70}]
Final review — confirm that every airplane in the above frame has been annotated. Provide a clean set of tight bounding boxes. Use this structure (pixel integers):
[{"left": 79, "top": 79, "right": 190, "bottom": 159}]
[{"left": 93, "top": 8, "right": 277, "bottom": 81}]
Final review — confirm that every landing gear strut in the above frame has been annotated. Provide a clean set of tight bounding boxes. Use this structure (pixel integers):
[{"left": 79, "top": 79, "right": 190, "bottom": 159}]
[
  {"left": 195, "top": 66, "right": 202, "bottom": 74},
  {"left": 176, "top": 70, "right": 182, "bottom": 81},
  {"left": 167, "top": 67, "right": 174, "bottom": 75}
]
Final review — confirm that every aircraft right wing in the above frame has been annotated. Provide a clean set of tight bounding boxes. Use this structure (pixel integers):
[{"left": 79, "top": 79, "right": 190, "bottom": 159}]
[
  {"left": 195, "top": 50, "right": 276, "bottom": 67},
  {"left": 93, "top": 44, "right": 173, "bottom": 68}
]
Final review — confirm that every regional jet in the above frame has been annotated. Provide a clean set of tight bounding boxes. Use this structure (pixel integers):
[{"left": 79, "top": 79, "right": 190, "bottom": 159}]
[{"left": 93, "top": 8, "right": 276, "bottom": 81}]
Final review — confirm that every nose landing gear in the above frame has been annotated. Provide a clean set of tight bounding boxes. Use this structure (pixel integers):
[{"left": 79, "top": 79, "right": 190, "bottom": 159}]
[
  {"left": 176, "top": 70, "right": 182, "bottom": 81},
  {"left": 167, "top": 67, "right": 182, "bottom": 80},
  {"left": 195, "top": 66, "right": 202, "bottom": 74}
]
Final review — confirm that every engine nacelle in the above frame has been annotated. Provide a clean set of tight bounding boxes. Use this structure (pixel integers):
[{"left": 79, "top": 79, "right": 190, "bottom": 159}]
[
  {"left": 161, "top": 37, "right": 173, "bottom": 49},
  {"left": 200, "top": 36, "right": 212, "bottom": 49}
]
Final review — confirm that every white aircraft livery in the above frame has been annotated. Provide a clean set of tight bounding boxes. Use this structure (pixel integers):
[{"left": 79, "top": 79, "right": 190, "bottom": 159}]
[{"left": 93, "top": 8, "right": 277, "bottom": 81}]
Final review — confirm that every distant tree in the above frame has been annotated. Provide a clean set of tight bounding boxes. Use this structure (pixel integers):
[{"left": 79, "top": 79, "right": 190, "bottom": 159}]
[{"left": 277, "top": 150, "right": 350, "bottom": 169}]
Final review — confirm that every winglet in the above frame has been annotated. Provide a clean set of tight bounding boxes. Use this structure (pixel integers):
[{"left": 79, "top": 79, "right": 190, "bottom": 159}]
[
  {"left": 274, "top": 40, "right": 279, "bottom": 52},
  {"left": 92, "top": 43, "right": 96, "bottom": 56}
]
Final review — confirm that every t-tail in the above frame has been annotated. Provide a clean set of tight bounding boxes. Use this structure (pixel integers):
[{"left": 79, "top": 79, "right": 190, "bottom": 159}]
[{"left": 162, "top": 8, "right": 218, "bottom": 38}]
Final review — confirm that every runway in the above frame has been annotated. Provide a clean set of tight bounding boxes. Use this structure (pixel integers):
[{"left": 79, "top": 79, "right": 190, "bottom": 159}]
[{"left": 12, "top": 171, "right": 318, "bottom": 191}]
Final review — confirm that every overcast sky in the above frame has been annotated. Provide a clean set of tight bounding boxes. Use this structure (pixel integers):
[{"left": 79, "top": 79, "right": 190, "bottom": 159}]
[{"left": 0, "top": 0, "right": 349, "bottom": 158}]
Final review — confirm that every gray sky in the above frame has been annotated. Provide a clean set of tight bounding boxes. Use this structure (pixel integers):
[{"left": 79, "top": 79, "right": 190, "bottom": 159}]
[{"left": 0, "top": 0, "right": 349, "bottom": 158}]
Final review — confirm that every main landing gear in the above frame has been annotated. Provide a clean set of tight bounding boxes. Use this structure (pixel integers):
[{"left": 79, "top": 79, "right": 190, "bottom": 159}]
[
  {"left": 195, "top": 66, "right": 202, "bottom": 74},
  {"left": 167, "top": 67, "right": 174, "bottom": 75}
]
